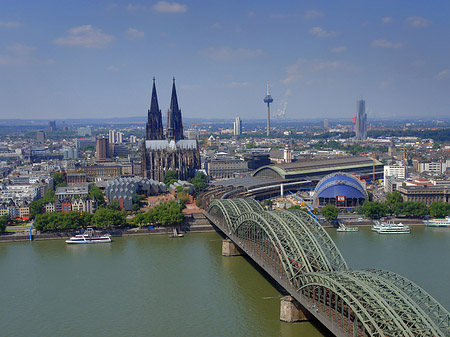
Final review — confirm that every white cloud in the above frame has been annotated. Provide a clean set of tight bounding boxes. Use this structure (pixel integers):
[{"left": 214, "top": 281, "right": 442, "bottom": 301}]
[
  {"left": 371, "top": 38, "right": 406, "bottom": 49},
  {"left": 107, "top": 65, "right": 118, "bottom": 71},
  {"left": 331, "top": 46, "right": 347, "bottom": 53},
  {"left": 381, "top": 17, "right": 393, "bottom": 24},
  {"left": 248, "top": 11, "right": 255, "bottom": 17},
  {"left": 7, "top": 43, "right": 36, "bottom": 56},
  {"left": 436, "top": 69, "right": 450, "bottom": 80},
  {"left": 309, "top": 27, "right": 337, "bottom": 38},
  {"left": 406, "top": 16, "right": 430, "bottom": 28},
  {"left": 0, "top": 44, "right": 54, "bottom": 66},
  {"left": 305, "top": 10, "right": 324, "bottom": 19},
  {"left": 153, "top": 1, "right": 187, "bottom": 13},
  {"left": 211, "top": 23, "right": 222, "bottom": 29},
  {"left": 281, "top": 58, "right": 351, "bottom": 84},
  {"left": 54, "top": 25, "right": 114, "bottom": 48},
  {"left": 199, "top": 47, "right": 263, "bottom": 61},
  {"left": 284, "top": 89, "right": 292, "bottom": 97},
  {"left": 127, "top": 28, "right": 144, "bottom": 40},
  {"left": 379, "top": 78, "right": 393, "bottom": 88},
  {"left": 228, "top": 81, "right": 248, "bottom": 88},
  {"left": 0, "top": 21, "right": 20, "bottom": 28}
]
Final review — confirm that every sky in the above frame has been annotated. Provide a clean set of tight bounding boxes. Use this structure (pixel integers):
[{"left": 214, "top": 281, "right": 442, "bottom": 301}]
[{"left": 1, "top": 0, "right": 450, "bottom": 121}]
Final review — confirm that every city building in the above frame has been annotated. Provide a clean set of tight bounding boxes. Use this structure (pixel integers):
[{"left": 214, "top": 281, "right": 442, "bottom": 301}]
[
  {"left": 415, "top": 161, "right": 449, "bottom": 175},
  {"left": 141, "top": 78, "right": 200, "bottom": 182},
  {"left": 313, "top": 172, "right": 368, "bottom": 208},
  {"left": 355, "top": 98, "right": 367, "bottom": 140},
  {"left": 105, "top": 177, "right": 167, "bottom": 211},
  {"left": 96, "top": 137, "right": 109, "bottom": 161},
  {"left": 283, "top": 144, "right": 292, "bottom": 164},
  {"left": 62, "top": 146, "right": 79, "bottom": 159},
  {"left": 204, "top": 156, "right": 248, "bottom": 179},
  {"left": 77, "top": 127, "right": 92, "bottom": 137},
  {"left": 36, "top": 131, "right": 45, "bottom": 143},
  {"left": 85, "top": 165, "right": 122, "bottom": 182},
  {"left": 49, "top": 121, "right": 57, "bottom": 132},
  {"left": 233, "top": 117, "right": 242, "bottom": 136},
  {"left": 55, "top": 185, "right": 89, "bottom": 200},
  {"left": 397, "top": 183, "right": 450, "bottom": 205},
  {"left": 383, "top": 165, "right": 406, "bottom": 192},
  {"left": 323, "top": 119, "right": 329, "bottom": 130}
]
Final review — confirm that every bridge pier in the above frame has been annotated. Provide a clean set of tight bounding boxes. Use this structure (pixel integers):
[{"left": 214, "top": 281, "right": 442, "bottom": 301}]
[
  {"left": 222, "top": 239, "right": 244, "bottom": 256},
  {"left": 280, "top": 296, "right": 311, "bottom": 323}
]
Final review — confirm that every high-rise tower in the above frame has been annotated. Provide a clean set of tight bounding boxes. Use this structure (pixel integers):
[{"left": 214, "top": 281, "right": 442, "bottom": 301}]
[
  {"left": 166, "top": 78, "right": 184, "bottom": 141},
  {"left": 146, "top": 77, "right": 164, "bottom": 140},
  {"left": 263, "top": 81, "right": 273, "bottom": 137},
  {"left": 233, "top": 117, "right": 242, "bottom": 136},
  {"left": 356, "top": 98, "right": 367, "bottom": 140}
]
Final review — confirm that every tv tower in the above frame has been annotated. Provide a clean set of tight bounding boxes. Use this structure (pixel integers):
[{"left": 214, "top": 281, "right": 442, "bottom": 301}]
[{"left": 263, "top": 81, "right": 273, "bottom": 136}]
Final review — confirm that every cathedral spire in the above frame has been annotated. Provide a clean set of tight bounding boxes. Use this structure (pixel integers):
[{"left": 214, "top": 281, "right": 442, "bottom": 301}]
[
  {"left": 146, "top": 77, "right": 163, "bottom": 140},
  {"left": 167, "top": 77, "right": 183, "bottom": 140}
]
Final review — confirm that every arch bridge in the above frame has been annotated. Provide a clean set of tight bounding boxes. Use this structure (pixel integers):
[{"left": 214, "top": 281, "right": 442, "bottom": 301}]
[{"left": 206, "top": 198, "right": 450, "bottom": 337}]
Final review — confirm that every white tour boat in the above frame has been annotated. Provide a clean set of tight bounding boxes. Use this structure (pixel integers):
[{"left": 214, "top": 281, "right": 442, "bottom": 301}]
[
  {"left": 373, "top": 221, "right": 410, "bottom": 234},
  {"left": 65, "top": 228, "right": 112, "bottom": 244},
  {"left": 337, "top": 224, "right": 359, "bottom": 232},
  {"left": 423, "top": 217, "right": 450, "bottom": 227}
]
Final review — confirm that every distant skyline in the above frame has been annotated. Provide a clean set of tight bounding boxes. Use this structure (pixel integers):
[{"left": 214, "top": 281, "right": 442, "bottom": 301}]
[{"left": 1, "top": 1, "right": 450, "bottom": 120}]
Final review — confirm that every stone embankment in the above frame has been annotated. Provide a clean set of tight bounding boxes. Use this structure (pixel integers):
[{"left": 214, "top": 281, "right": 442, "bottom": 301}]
[{"left": 0, "top": 213, "right": 217, "bottom": 243}]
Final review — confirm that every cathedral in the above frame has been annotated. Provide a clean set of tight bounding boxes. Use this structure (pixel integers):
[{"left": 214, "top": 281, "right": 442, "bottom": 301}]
[{"left": 141, "top": 78, "right": 200, "bottom": 182}]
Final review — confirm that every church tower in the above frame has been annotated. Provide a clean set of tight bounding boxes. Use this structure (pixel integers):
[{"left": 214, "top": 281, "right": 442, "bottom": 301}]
[
  {"left": 146, "top": 77, "right": 164, "bottom": 140},
  {"left": 166, "top": 78, "right": 184, "bottom": 141}
]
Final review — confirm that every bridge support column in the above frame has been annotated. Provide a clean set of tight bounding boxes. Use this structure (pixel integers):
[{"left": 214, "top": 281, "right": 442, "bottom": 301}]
[
  {"left": 280, "top": 296, "right": 310, "bottom": 322},
  {"left": 222, "top": 239, "right": 244, "bottom": 256}
]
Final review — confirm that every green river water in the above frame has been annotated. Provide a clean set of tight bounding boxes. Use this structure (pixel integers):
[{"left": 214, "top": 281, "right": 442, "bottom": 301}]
[{"left": 0, "top": 226, "right": 449, "bottom": 337}]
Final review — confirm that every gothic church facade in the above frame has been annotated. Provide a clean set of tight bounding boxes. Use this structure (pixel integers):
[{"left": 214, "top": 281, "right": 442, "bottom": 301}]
[{"left": 141, "top": 78, "right": 200, "bottom": 182}]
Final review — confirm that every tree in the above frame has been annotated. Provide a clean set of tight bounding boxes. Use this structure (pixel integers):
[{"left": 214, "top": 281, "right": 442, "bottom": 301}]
[
  {"left": 429, "top": 201, "right": 450, "bottom": 218},
  {"left": 89, "top": 185, "right": 105, "bottom": 206},
  {"left": 164, "top": 170, "right": 178, "bottom": 186},
  {"left": 92, "top": 208, "right": 126, "bottom": 227},
  {"left": 53, "top": 172, "right": 67, "bottom": 188},
  {"left": 360, "top": 201, "right": 388, "bottom": 219},
  {"left": 402, "top": 201, "right": 428, "bottom": 218},
  {"left": 0, "top": 216, "right": 7, "bottom": 232},
  {"left": 188, "top": 171, "right": 207, "bottom": 193},
  {"left": 131, "top": 203, "right": 141, "bottom": 212},
  {"left": 320, "top": 204, "right": 339, "bottom": 221},
  {"left": 386, "top": 191, "right": 403, "bottom": 206}
]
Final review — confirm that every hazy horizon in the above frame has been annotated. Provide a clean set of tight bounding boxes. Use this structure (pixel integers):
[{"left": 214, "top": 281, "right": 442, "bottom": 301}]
[{"left": 1, "top": 1, "right": 450, "bottom": 120}]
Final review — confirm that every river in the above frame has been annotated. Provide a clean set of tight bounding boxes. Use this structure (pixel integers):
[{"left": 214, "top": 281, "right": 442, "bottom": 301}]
[{"left": 0, "top": 226, "right": 448, "bottom": 337}]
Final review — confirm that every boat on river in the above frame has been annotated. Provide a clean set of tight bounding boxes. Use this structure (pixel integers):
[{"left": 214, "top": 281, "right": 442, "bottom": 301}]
[
  {"left": 66, "top": 228, "right": 112, "bottom": 244},
  {"left": 423, "top": 217, "right": 450, "bottom": 227},
  {"left": 372, "top": 221, "right": 410, "bottom": 234},
  {"left": 169, "top": 228, "right": 184, "bottom": 238},
  {"left": 336, "top": 224, "right": 359, "bottom": 232}
]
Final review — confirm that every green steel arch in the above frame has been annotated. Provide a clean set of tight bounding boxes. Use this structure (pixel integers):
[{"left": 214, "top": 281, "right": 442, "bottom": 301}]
[
  {"left": 296, "top": 270, "right": 450, "bottom": 337},
  {"left": 206, "top": 198, "right": 450, "bottom": 337}
]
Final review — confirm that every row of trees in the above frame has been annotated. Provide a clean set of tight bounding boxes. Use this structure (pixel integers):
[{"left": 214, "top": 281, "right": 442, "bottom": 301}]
[
  {"left": 132, "top": 201, "right": 185, "bottom": 227},
  {"left": 34, "top": 209, "right": 126, "bottom": 231},
  {"left": 359, "top": 191, "right": 450, "bottom": 219}
]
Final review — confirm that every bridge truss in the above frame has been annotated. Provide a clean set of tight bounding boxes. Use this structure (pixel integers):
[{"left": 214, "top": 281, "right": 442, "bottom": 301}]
[{"left": 207, "top": 198, "right": 450, "bottom": 337}]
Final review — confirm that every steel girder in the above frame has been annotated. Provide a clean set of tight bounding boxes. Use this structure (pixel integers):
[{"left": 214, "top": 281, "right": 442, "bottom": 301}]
[
  {"left": 367, "top": 269, "right": 450, "bottom": 337},
  {"left": 287, "top": 209, "right": 349, "bottom": 271},
  {"left": 272, "top": 210, "right": 344, "bottom": 273},
  {"left": 297, "top": 270, "right": 450, "bottom": 337}
]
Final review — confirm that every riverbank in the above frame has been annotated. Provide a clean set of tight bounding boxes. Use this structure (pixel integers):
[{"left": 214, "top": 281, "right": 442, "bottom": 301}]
[{"left": 0, "top": 213, "right": 217, "bottom": 243}]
